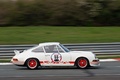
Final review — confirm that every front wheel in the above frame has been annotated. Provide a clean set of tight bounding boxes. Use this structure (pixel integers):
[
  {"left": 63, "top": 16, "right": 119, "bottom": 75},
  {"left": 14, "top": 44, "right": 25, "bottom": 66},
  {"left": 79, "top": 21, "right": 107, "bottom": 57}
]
[
  {"left": 77, "top": 58, "right": 89, "bottom": 69},
  {"left": 26, "top": 58, "right": 39, "bottom": 70}
]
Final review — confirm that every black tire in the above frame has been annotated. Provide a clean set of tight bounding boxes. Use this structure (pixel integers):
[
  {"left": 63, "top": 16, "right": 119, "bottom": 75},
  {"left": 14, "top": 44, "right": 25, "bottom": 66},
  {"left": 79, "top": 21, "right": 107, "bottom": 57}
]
[
  {"left": 26, "top": 58, "right": 39, "bottom": 70},
  {"left": 76, "top": 58, "right": 89, "bottom": 69}
]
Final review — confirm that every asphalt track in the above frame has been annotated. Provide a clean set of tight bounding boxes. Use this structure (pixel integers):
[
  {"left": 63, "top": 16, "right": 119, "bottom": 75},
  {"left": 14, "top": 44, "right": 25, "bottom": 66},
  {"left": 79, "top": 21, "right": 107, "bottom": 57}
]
[{"left": 0, "top": 61, "right": 120, "bottom": 80}]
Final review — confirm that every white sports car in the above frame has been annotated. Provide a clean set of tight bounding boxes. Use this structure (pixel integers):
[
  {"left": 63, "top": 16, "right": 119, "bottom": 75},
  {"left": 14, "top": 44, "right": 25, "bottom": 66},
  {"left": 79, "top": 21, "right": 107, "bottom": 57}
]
[{"left": 11, "top": 42, "right": 100, "bottom": 69}]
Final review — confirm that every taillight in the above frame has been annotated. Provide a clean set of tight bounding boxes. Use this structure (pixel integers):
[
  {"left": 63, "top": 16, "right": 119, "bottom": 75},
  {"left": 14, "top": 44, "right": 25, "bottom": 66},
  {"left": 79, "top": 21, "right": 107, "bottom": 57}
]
[{"left": 13, "top": 58, "right": 18, "bottom": 61}]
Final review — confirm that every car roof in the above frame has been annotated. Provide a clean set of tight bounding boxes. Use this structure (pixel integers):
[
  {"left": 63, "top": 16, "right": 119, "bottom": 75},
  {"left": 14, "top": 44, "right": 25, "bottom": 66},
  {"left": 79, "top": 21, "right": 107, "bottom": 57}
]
[{"left": 39, "top": 42, "right": 60, "bottom": 46}]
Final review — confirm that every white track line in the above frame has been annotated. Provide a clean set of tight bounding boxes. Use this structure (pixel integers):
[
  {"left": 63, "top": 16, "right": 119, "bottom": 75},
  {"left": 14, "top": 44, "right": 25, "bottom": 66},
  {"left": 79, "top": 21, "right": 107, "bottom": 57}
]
[
  {"left": 100, "top": 59, "right": 118, "bottom": 62},
  {"left": 0, "top": 63, "right": 13, "bottom": 65}
]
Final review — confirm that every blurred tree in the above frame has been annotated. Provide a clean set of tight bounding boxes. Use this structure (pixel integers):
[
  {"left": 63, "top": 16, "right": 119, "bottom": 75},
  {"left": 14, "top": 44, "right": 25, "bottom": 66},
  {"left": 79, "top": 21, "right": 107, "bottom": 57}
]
[
  {"left": 0, "top": 0, "right": 120, "bottom": 26},
  {"left": 92, "top": 0, "right": 120, "bottom": 25}
]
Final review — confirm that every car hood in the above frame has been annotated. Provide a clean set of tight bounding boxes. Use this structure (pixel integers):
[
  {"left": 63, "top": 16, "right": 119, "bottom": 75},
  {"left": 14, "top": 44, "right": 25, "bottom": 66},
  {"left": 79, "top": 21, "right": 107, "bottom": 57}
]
[
  {"left": 68, "top": 51, "right": 95, "bottom": 58},
  {"left": 69, "top": 51, "right": 94, "bottom": 55}
]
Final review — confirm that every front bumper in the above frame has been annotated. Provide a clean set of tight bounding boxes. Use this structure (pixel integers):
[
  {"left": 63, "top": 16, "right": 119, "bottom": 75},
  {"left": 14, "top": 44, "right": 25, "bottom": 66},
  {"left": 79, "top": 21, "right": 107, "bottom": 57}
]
[{"left": 90, "top": 58, "right": 100, "bottom": 66}]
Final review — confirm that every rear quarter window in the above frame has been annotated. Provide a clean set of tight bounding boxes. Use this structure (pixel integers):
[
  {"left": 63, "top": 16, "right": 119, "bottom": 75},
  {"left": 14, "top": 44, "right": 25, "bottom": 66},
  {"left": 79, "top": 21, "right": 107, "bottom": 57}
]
[{"left": 32, "top": 47, "right": 44, "bottom": 53}]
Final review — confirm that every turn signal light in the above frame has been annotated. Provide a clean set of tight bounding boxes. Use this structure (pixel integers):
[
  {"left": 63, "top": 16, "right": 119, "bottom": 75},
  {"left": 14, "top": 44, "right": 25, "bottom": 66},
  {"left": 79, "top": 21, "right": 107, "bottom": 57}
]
[{"left": 92, "top": 60, "right": 99, "bottom": 62}]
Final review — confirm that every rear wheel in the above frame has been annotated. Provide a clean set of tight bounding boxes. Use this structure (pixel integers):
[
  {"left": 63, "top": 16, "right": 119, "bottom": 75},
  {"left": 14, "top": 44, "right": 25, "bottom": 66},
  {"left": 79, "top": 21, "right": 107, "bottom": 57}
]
[
  {"left": 26, "top": 58, "right": 39, "bottom": 70},
  {"left": 77, "top": 58, "right": 88, "bottom": 69}
]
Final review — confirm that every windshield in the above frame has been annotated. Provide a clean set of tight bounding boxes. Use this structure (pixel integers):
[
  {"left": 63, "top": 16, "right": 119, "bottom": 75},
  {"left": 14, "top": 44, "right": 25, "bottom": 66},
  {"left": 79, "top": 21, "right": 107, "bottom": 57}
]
[{"left": 60, "top": 44, "right": 70, "bottom": 52}]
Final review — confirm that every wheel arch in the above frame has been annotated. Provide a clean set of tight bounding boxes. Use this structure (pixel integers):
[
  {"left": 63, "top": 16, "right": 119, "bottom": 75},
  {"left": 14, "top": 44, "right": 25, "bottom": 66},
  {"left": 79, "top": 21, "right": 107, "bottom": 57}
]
[
  {"left": 74, "top": 57, "right": 90, "bottom": 67},
  {"left": 24, "top": 57, "right": 40, "bottom": 66}
]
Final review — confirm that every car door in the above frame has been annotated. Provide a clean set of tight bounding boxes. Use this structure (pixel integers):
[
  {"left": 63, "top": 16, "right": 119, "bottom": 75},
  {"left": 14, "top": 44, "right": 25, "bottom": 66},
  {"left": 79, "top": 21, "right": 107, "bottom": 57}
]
[{"left": 44, "top": 45, "right": 71, "bottom": 66}]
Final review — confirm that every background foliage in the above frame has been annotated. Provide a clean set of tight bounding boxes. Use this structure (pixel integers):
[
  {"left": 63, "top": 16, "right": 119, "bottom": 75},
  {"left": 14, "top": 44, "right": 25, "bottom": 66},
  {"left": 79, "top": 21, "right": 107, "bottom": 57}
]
[{"left": 0, "top": 0, "right": 120, "bottom": 26}]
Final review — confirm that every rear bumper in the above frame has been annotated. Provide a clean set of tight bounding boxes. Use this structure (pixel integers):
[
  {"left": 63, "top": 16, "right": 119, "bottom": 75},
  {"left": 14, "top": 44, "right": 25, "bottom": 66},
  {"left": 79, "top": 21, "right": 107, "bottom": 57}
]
[
  {"left": 90, "top": 58, "right": 100, "bottom": 66},
  {"left": 11, "top": 58, "right": 24, "bottom": 66}
]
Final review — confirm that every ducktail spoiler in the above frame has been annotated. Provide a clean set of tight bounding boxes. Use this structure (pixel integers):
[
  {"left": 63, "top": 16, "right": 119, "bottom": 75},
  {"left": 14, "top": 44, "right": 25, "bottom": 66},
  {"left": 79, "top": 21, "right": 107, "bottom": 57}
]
[{"left": 14, "top": 50, "right": 20, "bottom": 55}]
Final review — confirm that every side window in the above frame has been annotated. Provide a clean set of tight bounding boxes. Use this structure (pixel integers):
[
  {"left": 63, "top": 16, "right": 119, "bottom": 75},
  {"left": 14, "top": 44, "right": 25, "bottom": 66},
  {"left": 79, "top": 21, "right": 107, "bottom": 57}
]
[
  {"left": 32, "top": 47, "right": 44, "bottom": 53},
  {"left": 44, "top": 45, "right": 58, "bottom": 53},
  {"left": 57, "top": 46, "right": 64, "bottom": 53}
]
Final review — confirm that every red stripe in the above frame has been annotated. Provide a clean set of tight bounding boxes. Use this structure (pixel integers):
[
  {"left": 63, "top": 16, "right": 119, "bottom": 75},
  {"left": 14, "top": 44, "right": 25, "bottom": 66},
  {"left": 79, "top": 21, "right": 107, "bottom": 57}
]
[
  {"left": 40, "top": 61, "right": 44, "bottom": 64},
  {"left": 44, "top": 61, "right": 49, "bottom": 63},
  {"left": 40, "top": 61, "right": 75, "bottom": 64},
  {"left": 69, "top": 61, "right": 75, "bottom": 64}
]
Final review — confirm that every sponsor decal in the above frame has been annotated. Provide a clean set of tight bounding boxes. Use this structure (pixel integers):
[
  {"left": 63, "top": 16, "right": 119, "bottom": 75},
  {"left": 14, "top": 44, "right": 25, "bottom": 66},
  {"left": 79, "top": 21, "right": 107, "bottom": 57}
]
[{"left": 51, "top": 53, "right": 62, "bottom": 63}]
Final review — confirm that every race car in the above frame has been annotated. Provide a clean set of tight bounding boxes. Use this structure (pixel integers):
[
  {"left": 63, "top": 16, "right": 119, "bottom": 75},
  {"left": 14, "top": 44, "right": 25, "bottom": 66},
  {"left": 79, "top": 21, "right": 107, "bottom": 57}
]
[{"left": 11, "top": 42, "right": 100, "bottom": 69}]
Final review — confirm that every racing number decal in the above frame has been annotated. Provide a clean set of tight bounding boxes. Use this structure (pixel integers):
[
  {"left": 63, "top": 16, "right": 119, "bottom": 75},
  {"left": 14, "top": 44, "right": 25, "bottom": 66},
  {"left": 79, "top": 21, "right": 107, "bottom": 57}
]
[{"left": 51, "top": 53, "right": 62, "bottom": 63}]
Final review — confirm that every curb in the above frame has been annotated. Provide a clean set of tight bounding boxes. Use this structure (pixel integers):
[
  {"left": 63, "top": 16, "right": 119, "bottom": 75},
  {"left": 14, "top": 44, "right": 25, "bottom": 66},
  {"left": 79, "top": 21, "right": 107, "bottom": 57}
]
[
  {"left": 100, "top": 58, "right": 120, "bottom": 62},
  {"left": 0, "top": 58, "right": 120, "bottom": 65}
]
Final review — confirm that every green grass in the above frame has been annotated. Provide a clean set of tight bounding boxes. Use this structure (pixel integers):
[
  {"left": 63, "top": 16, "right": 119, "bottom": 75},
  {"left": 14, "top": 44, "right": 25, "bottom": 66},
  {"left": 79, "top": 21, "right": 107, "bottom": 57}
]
[
  {"left": 0, "top": 60, "right": 11, "bottom": 63},
  {"left": 0, "top": 26, "right": 120, "bottom": 44}
]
